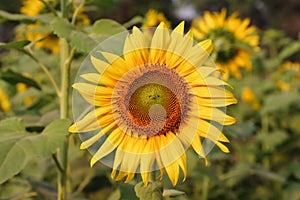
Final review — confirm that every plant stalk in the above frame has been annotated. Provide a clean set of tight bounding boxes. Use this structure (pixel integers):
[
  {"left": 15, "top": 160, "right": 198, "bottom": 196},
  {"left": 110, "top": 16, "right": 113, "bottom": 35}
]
[{"left": 57, "top": 1, "right": 71, "bottom": 199}]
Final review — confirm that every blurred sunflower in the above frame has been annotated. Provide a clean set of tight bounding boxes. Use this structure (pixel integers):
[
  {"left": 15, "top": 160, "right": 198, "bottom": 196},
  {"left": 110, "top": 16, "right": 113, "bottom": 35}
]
[
  {"left": 0, "top": 88, "right": 11, "bottom": 113},
  {"left": 142, "top": 9, "right": 171, "bottom": 28},
  {"left": 17, "top": 0, "right": 90, "bottom": 53},
  {"left": 275, "top": 61, "right": 300, "bottom": 91},
  {"left": 241, "top": 87, "right": 260, "bottom": 110},
  {"left": 16, "top": 83, "right": 34, "bottom": 106},
  {"left": 69, "top": 22, "right": 237, "bottom": 186},
  {"left": 191, "top": 8, "right": 259, "bottom": 80}
]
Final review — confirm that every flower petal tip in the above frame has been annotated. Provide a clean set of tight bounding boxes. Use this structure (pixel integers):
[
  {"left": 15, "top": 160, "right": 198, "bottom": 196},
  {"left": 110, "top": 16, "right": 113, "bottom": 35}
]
[
  {"left": 68, "top": 124, "right": 77, "bottom": 133},
  {"left": 90, "top": 157, "right": 98, "bottom": 167}
]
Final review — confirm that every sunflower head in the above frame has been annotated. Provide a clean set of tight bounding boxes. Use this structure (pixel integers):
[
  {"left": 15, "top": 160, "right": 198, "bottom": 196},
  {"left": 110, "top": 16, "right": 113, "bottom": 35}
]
[
  {"left": 275, "top": 61, "right": 300, "bottom": 91},
  {"left": 191, "top": 8, "right": 260, "bottom": 80},
  {"left": 70, "top": 22, "right": 237, "bottom": 186}
]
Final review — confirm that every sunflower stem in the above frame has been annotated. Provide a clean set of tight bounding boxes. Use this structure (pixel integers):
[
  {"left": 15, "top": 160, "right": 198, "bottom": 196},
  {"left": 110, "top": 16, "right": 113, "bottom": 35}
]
[
  {"left": 150, "top": 170, "right": 157, "bottom": 182},
  {"left": 201, "top": 175, "right": 209, "bottom": 200},
  {"left": 57, "top": 0, "right": 72, "bottom": 199},
  {"left": 262, "top": 115, "right": 270, "bottom": 169}
]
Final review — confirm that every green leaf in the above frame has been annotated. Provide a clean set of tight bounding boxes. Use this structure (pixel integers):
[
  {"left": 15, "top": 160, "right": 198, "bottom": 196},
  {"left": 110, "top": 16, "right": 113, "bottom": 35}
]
[
  {"left": 69, "top": 31, "right": 97, "bottom": 53},
  {"left": 92, "top": 19, "right": 127, "bottom": 36},
  {"left": 50, "top": 17, "right": 97, "bottom": 52},
  {"left": 134, "top": 181, "right": 163, "bottom": 200},
  {"left": 0, "top": 69, "right": 41, "bottom": 90},
  {"left": 0, "top": 40, "right": 30, "bottom": 50},
  {"left": 0, "top": 10, "right": 35, "bottom": 23},
  {"left": 279, "top": 41, "right": 300, "bottom": 60},
  {"left": 50, "top": 17, "right": 75, "bottom": 39},
  {"left": 0, "top": 118, "right": 26, "bottom": 135},
  {"left": 163, "top": 189, "right": 185, "bottom": 197},
  {"left": 123, "top": 16, "right": 144, "bottom": 28},
  {"left": 0, "top": 119, "right": 71, "bottom": 184}
]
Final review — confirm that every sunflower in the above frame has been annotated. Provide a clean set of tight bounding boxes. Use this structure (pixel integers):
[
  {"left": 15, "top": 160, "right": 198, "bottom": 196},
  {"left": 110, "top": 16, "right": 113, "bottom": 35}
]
[
  {"left": 0, "top": 88, "right": 11, "bottom": 113},
  {"left": 241, "top": 87, "right": 260, "bottom": 110},
  {"left": 69, "top": 22, "right": 237, "bottom": 186},
  {"left": 191, "top": 8, "right": 259, "bottom": 80},
  {"left": 275, "top": 61, "right": 300, "bottom": 91},
  {"left": 142, "top": 9, "right": 171, "bottom": 28}
]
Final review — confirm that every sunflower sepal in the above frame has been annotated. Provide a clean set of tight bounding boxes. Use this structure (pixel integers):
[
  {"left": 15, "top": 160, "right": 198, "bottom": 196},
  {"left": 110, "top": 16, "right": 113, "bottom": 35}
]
[{"left": 134, "top": 181, "right": 164, "bottom": 200}]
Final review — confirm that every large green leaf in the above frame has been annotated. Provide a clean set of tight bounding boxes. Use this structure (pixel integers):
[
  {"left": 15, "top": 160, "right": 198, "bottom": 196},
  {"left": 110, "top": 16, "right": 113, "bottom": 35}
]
[
  {"left": 0, "top": 118, "right": 71, "bottom": 184},
  {"left": 0, "top": 69, "right": 41, "bottom": 90}
]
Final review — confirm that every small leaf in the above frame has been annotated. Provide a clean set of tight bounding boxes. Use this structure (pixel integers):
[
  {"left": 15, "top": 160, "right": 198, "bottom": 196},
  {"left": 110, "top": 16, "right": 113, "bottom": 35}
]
[
  {"left": 0, "top": 119, "right": 71, "bottom": 184},
  {"left": 0, "top": 40, "right": 30, "bottom": 50},
  {"left": 0, "top": 69, "right": 41, "bottom": 90},
  {"left": 92, "top": 19, "right": 127, "bottom": 36},
  {"left": 163, "top": 189, "right": 185, "bottom": 197},
  {"left": 279, "top": 41, "right": 300, "bottom": 60}
]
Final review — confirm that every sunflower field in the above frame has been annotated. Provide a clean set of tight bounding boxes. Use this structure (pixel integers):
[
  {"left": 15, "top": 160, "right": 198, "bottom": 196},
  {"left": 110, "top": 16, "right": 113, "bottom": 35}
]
[{"left": 0, "top": 0, "right": 299, "bottom": 200}]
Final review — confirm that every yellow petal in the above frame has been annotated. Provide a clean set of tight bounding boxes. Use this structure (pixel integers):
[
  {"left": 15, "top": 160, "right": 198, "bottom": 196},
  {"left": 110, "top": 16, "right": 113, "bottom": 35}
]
[
  {"left": 198, "top": 39, "right": 213, "bottom": 54},
  {"left": 165, "top": 161, "right": 179, "bottom": 186},
  {"left": 80, "top": 121, "right": 117, "bottom": 149},
  {"left": 90, "top": 128, "right": 124, "bottom": 167},
  {"left": 72, "top": 83, "right": 113, "bottom": 106},
  {"left": 80, "top": 73, "right": 101, "bottom": 84},
  {"left": 90, "top": 55, "right": 109, "bottom": 74},
  {"left": 191, "top": 135, "right": 206, "bottom": 159},
  {"left": 69, "top": 107, "right": 111, "bottom": 133},
  {"left": 197, "top": 96, "right": 237, "bottom": 107},
  {"left": 149, "top": 22, "right": 170, "bottom": 64}
]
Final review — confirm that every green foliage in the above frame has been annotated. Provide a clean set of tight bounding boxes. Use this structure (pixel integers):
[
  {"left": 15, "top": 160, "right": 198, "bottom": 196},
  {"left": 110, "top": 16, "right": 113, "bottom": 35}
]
[
  {"left": 0, "top": 69, "right": 41, "bottom": 90},
  {"left": 134, "top": 181, "right": 163, "bottom": 200},
  {"left": 92, "top": 19, "right": 127, "bottom": 36},
  {"left": 0, "top": 118, "right": 71, "bottom": 184},
  {"left": 0, "top": 40, "right": 30, "bottom": 50}
]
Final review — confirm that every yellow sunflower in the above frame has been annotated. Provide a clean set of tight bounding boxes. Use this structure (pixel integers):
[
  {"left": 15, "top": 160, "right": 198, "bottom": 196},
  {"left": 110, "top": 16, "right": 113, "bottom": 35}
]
[
  {"left": 191, "top": 8, "right": 259, "bottom": 80},
  {"left": 0, "top": 88, "right": 11, "bottom": 113},
  {"left": 69, "top": 22, "right": 237, "bottom": 186},
  {"left": 142, "top": 9, "right": 171, "bottom": 28},
  {"left": 275, "top": 61, "right": 300, "bottom": 91}
]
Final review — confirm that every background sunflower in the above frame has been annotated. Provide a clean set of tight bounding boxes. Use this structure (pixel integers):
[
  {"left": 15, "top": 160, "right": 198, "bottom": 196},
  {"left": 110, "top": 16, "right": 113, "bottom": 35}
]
[{"left": 191, "top": 9, "right": 260, "bottom": 80}]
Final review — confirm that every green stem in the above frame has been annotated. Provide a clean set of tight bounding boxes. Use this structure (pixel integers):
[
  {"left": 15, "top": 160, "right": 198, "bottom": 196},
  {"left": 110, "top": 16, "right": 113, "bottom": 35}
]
[
  {"left": 262, "top": 115, "right": 270, "bottom": 169},
  {"left": 57, "top": 0, "right": 71, "bottom": 199},
  {"left": 71, "top": 0, "right": 85, "bottom": 25},
  {"left": 201, "top": 176, "right": 209, "bottom": 200},
  {"left": 57, "top": 37, "right": 71, "bottom": 200}
]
